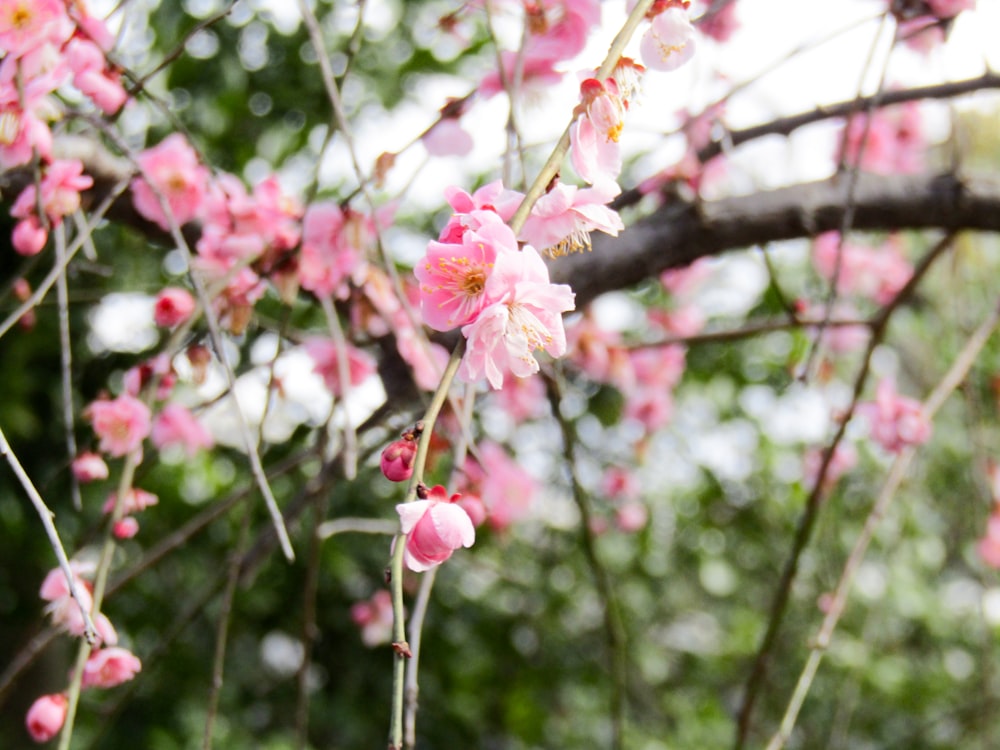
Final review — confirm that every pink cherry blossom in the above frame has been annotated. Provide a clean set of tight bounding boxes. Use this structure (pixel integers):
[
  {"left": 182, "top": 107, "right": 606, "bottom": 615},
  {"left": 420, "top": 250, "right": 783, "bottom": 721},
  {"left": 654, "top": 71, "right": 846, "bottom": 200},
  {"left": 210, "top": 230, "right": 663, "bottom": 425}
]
[
  {"left": 624, "top": 345, "right": 687, "bottom": 431},
  {"left": 579, "top": 78, "right": 625, "bottom": 143},
  {"left": 566, "top": 314, "right": 635, "bottom": 388},
  {"left": 39, "top": 563, "right": 118, "bottom": 644},
  {"left": 519, "top": 179, "right": 623, "bottom": 257},
  {"left": 25, "top": 693, "right": 67, "bottom": 743},
  {"left": 153, "top": 287, "right": 196, "bottom": 328},
  {"left": 615, "top": 501, "right": 649, "bottom": 532},
  {"left": 524, "top": 0, "right": 602, "bottom": 62},
  {"left": 857, "top": 378, "right": 931, "bottom": 453},
  {"left": 461, "top": 441, "right": 538, "bottom": 531},
  {"left": 64, "top": 37, "right": 127, "bottom": 114},
  {"left": 803, "top": 441, "right": 858, "bottom": 490},
  {"left": 570, "top": 114, "right": 621, "bottom": 185},
  {"left": 479, "top": 51, "right": 563, "bottom": 99},
  {"left": 297, "top": 201, "right": 365, "bottom": 299},
  {"left": 113, "top": 517, "right": 140, "bottom": 539},
  {"left": 926, "top": 0, "right": 974, "bottom": 17},
  {"left": 459, "top": 244, "right": 576, "bottom": 390},
  {"left": 86, "top": 394, "right": 152, "bottom": 458},
  {"left": 896, "top": 16, "right": 945, "bottom": 54},
  {"left": 422, "top": 117, "right": 474, "bottom": 157},
  {"left": 393, "top": 315, "right": 451, "bottom": 391},
  {"left": 12, "top": 159, "right": 93, "bottom": 225},
  {"left": 72, "top": 451, "right": 109, "bottom": 482},
  {"left": 0, "top": 0, "right": 71, "bottom": 59},
  {"left": 839, "top": 102, "right": 924, "bottom": 175},
  {"left": 350, "top": 590, "right": 394, "bottom": 647},
  {"left": 12, "top": 216, "right": 47, "bottom": 255},
  {"left": 697, "top": 1, "right": 740, "bottom": 42},
  {"left": 304, "top": 337, "right": 376, "bottom": 396},
  {"left": 978, "top": 512, "right": 1000, "bottom": 568},
  {"left": 131, "top": 134, "right": 210, "bottom": 230},
  {"left": 102, "top": 488, "right": 159, "bottom": 516},
  {"left": 416, "top": 210, "right": 520, "bottom": 332},
  {"left": 812, "top": 232, "right": 912, "bottom": 305},
  {"left": 81, "top": 646, "right": 142, "bottom": 689},
  {"left": 396, "top": 485, "right": 475, "bottom": 572},
  {"left": 151, "top": 404, "right": 214, "bottom": 456},
  {"left": 640, "top": 5, "right": 696, "bottom": 72}
]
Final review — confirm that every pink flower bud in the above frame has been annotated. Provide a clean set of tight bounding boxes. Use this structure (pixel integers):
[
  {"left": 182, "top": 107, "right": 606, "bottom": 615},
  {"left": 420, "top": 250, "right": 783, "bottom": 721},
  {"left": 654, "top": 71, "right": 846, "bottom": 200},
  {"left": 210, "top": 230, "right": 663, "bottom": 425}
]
[
  {"left": 153, "top": 287, "right": 196, "bottom": 328},
  {"left": 396, "top": 485, "right": 475, "bottom": 572},
  {"left": 72, "top": 452, "right": 109, "bottom": 482},
  {"left": 113, "top": 517, "right": 140, "bottom": 539},
  {"left": 81, "top": 647, "right": 142, "bottom": 689},
  {"left": 380, "top": 424, "right": 422, "bottom": 482},
  {"left": 26, "top": 693, "right": 67, "bottom": 743},
  {"left": 12, "top": 217, "right": 47, "bottom": 256}
]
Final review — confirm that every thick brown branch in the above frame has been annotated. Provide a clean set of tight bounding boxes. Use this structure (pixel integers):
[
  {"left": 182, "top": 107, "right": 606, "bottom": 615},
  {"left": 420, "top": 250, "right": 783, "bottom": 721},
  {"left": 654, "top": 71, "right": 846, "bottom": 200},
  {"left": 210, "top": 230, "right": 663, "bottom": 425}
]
[{"left": 558, "top": 172, "right": 1000, "bottom": 308}]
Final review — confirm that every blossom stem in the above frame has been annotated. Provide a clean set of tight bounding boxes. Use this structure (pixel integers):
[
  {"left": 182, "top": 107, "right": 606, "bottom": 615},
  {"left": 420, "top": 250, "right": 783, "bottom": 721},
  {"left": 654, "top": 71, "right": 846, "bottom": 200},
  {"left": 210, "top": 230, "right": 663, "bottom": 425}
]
[
  {"left": 508, "top": 0, "right": 655, "bottom": 235},
  {"left": 388, "top": 341, "right": 464, "bottom": 749}
]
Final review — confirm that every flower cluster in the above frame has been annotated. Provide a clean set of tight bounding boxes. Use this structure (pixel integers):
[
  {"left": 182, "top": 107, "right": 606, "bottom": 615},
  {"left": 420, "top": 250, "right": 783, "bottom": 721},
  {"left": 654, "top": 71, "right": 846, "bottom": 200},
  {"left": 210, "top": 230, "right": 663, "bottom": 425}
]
[
  {"left": 29, "top": 563, "right": 142, "bottom": 742},
  {"left": 856, "top": 378, "right": 931, "bottom": 453}
]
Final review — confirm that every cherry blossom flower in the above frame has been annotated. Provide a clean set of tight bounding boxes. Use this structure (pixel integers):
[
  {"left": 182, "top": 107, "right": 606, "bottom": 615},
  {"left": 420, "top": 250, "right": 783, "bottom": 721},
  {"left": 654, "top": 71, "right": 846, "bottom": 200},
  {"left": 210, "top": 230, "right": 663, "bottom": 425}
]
[
  {"left": 566, "top": 314, "right": 635, "bottom": 388},
  {"left": 459, "top": 244, "right": 575, "bottom": 390},
  {"left": 64, "top": 37, "right": 127, "bottom": 114},
  {"left": 524, "top": 0, "right": 602, "bottom": 62},
  {"left": 803, "top": 441, "right": 858, "bottom": 490},
  {"left": 479, "top": 51, "right": 563, "bottom": 99},
  {"left": 304, "top": 338, "right": 376, "bottom": 396},
  {"left": 131, "top": 134, "right": 210, "bottom": 230},
  {"left": 519, "top": 179, "right": 623, "bottom": 257},
  {"left": 640, "top": 3, "right": 696, "bottom": 72},
  {"left": 151, "top": 404, "right": 214, "bottom": 456},
  {"left": 624, "top": 345, "right": 687, "bottom": 431},
  {"left": 812, "top": 232, "right": 912, "bottom": 305},
  {"left": 297, "top": 201, "right": 365, "bottom": 299},
  {"left": 416, "top": 210, "right": 520, "bottom": 332},
  {"left": 102, "top": 488, "right": 159, "bottom": 516},
  {"left": 422, "top": 117, "right": 474, "bottom": 157},
  {"left": 839, "top": 102, "right": 924, "bottom": 175},
  {"left": 461, "top": 441, "right": 538, "bottom": 531},
  {"left": 697, "top": 0, "right": 740, "bottom": 42},
  {"left": 153, "top": 287, "right": 196, "bottom": 328},
  {"left": 436, "top": 180, "right": 524, "bottom": 244},
  {"left": 0, "top": 0, "right": 71, "bottom": 59},
  {"left": 86, "top": 394, "right": 152, "bottom": 458},
  {"left": 81, "top": 647, "right": 142, "bottom": 689},
  {"left": 12, "top": 216, "right": 47, "bottom": 255},
  {"left": 396, "top": 485, "right": 475, "bottom": 572},
  {"left": 39, "top": 563, "right": 117, "bottom": 644},
  {"left": 856, "top": 378, "right": 931, "bottom": 453},
  {"left": 72, "top": 451, "right": 109, "bottom": 482},
  {"left": 616, "top": 501, "right": 649, "bottom": 532},
  {"left": 11, "top": 159, "right": 93, "bottom": 225},
  {"left": 926, "top": 0, "right": 975, "bottom": 17},
  {"left": 350, "top": 590, "right": 394, "bottom": 647},
  {"left": 25, "top": 693, "right": 67, "bottom": 743},
  {"left": 113, "top": 517, "right": 140, "bottom": 539},
  {"left": 570, "top": 112, "right": 622, "bottom": 184},
  {"left": 578, "top": 77, "right": 625, "bottom": 143}
]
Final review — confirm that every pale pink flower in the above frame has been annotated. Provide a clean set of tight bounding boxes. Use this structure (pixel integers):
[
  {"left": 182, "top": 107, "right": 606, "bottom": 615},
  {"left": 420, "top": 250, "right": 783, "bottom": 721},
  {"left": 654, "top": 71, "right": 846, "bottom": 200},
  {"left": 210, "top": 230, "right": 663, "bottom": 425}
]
[
  {"left": 801, "top": 300, "right": 869, "bottom": 354},
  {"left": 624, "top": 345, "right": 686, "bottom": 430},
  {"left": 839, "top": 102, "right": 924, "bottom": 175},
  {"left": 131, "top": 134, "right": 210, "bottom": 230},
  {"left": 396, "top": 485, "right": 475, "bottom": 572},
  {"left": 422, "top": 117, "right": 474, "bottom": 157},
  {"left": 978, "top": 513, "right": 1000, "bottom": 569},
  {"left": 103, "top": 488, "right": 158, "bottom": 516},
  {"left": 64, "top": 37, "right": 127, "bottom": 114},
  {"left": 461, "top": 441, "right": 538, "bottom": 531},
  {"left": 72, "top": 451, "right": 109, "bottom": 482},
  {"left": 416, "top": 211, "right": 520, "bottom": 332},
  {"left": 151, "top": 404, "right": 214, "bottom": 456},
  {"left": 436, "top": 180, "right": 524, "bottom": 245},
  {"left": 524, "top": 0, "right": 602, "bottom": 62},
  {"left": 615, "top": 501, "right": 649, "bottom": 532},
  {"left": 812, "top": 232, "right": 912, "bottom": 305},
  {"left": 640, "top": 5, "right": 696, "bottom": 72},
  {"left": 0, "top": 0, "right": 71, "bottom": 58},
  {"left": 86, "top": 394, "right": 151, "bottom": 458},
  {"left": 486, "top": 368, "right": 549, "bottom": 421},
  {"left": 25, "top": 693, "right": 67, "bottom": 743},
  {"left": 579, "top": 78, "right": 625, "bottom": 143},
  {"left": 459, "top": 245, "right": 575, "bottom": 390},
  {"left": 567, "top": 314, "right": 635, "bottom": 388},
  {"left": 926, "top": 0, "right": 974, "bottom": 17},
  {"left": 803, "top": 442, "right": 858, "bottom": 490},
  {"left": 350, "top": 590, "right": 394, "bottom": 647},
  {"left": 479, "top": 51, "right": 563, "bottom": 99},
  {"left": 81, "top": 647, "right": 141, "bottom": 689},
  {"left": 297, "top": 201, "right": 365, "bottom": 299},
  {"left": 857, "top": 378, "right": 931, "bottom": 453},
  {"left": 11, "top": 159, "right": 92, "bottom": 226},
  {"left": 39, "top": 564, "right": 118, "bottom": 644},
  {"left": 303, "top": 338, "right": 376, "bottom": 396},
  {"left": 153, "top": 287, "right": 196, "bottom": 328},
  {"left": 602, "top": 466, "right": 641, "bottom": 502},
  {"left": 393, "top": 315, "right": 451, "bottom": 391},
  {"left": 697, "top": 1, "right": 740, "bottom": 42},
  {"left": 519, "top": 179, "right": 623, "bottom": 257},
  {"left": 570, "top": 114, "right": 621, "bottom": 184}
]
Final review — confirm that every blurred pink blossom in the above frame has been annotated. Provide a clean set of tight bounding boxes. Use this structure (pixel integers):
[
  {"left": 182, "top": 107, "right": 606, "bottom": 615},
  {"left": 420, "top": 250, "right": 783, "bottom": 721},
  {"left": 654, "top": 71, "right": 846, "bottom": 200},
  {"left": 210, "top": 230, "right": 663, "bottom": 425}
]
[
  {"left": 422, "top": 117, "right": 474, "bottom": 157},
  {"left": 839, "top": 102, "right": 924, "bottom": 174},
  {"left": 151, "top": 404, "right": 213, "bottom": 456},
  {"left": 640, "top": 4, "right": 696, "bottom": 72},
  {"left": 25, "top": 693, "right": 67, "bottom": 743},
  {"left": 153, "top": 287, "right": 196, "bottom": 328},
  {"left": 72, "top": 451, "right": 109, "bottom": 482},
  {"left": 81, "top": 647, "right": 141, "bottom": 689},
  {"left": 86, "top": 394, "right": 151, "bottom": 458},
  {"left": 131, "top": 134, "right": 210, "bottom": 230},
  {"left": 350, "top": 590, "right": 394, "bottom": 647},
  {"left": 304, "top": 338, "right": 376, "bottom": 396},
  {"left": 812, "top": 232, "right": 912, "bottom": 305},
  {"left": 857, "top": 378, "right": 931, "bottom": 453}
]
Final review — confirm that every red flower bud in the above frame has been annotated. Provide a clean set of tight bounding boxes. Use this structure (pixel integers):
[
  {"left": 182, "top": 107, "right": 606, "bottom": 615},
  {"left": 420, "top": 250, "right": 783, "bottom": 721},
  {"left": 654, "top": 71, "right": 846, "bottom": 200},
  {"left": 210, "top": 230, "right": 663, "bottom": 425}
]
[{"left": 381, "top": 435, "right": 416, "bottom": 482}]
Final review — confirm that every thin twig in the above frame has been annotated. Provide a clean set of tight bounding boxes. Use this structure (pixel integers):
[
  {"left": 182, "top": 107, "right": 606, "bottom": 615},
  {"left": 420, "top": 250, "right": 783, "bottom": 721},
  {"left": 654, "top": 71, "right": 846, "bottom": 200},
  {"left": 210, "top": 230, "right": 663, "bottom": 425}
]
[
  {"left": 0, "top": 426, "right": 98, "bottom": 644},
  {"left": 765, "top": 296, "right": 1000, "bottom": 750},
  {"left": 53, "top": 224, "right": 83, "bottom": 511}
]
